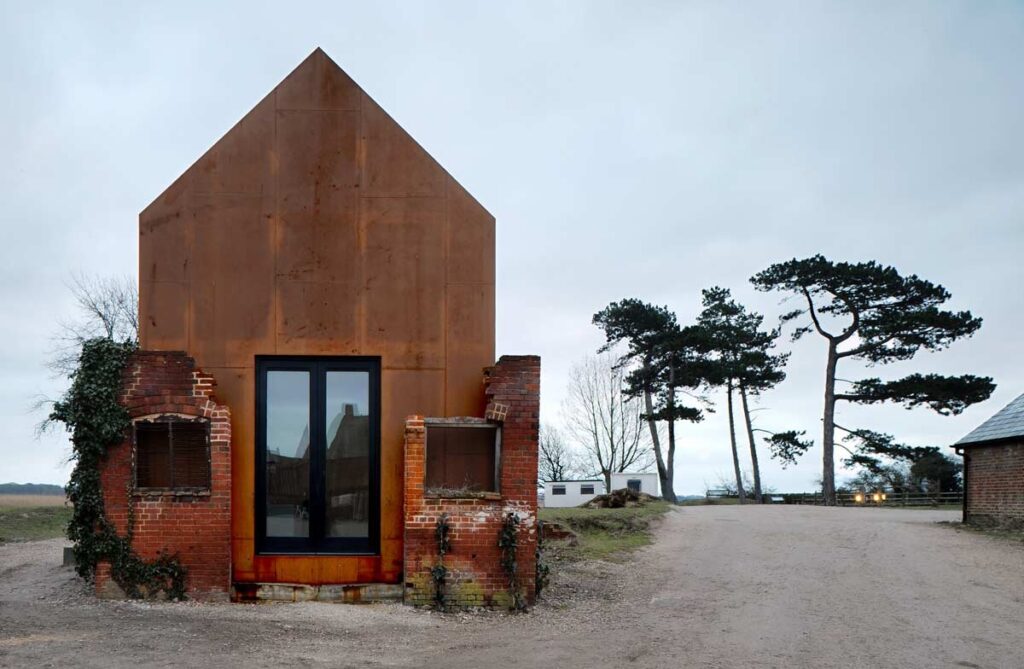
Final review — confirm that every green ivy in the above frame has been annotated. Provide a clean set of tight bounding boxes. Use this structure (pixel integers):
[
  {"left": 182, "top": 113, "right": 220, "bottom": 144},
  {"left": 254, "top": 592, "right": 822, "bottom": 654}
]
[
  {"left": 431, "top": 513, "right": 451, "bottom": 610},
  {"left": 535, "top": 519, "right": 550, "bottom": 597},
  {"left": 497, "top": 512, "right": 525, "bottom": 611},
  {"left": 50, "top": 338, "right": 187, "bottom": 600}
]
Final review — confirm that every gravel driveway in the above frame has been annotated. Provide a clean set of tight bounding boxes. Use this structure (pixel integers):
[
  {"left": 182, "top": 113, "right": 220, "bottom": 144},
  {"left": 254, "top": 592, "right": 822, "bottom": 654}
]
[{"left": 1, "top": 506, "right": 1021, "bottom": 668}]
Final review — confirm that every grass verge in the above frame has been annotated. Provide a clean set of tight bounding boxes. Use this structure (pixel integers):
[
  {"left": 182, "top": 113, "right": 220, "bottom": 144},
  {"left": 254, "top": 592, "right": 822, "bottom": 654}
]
[
  {"left": 539, "top": 500, "right": 672, "bottom": 561},
  {"left": 0, "top": 505, "right": 71, "bottom": 542}
]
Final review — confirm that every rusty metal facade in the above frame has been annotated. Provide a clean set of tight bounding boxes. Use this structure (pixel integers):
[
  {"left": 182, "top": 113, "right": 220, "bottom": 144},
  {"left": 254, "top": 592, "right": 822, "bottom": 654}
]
[{"left": 138, "top": 49, "right": 496, "bottom": 586}]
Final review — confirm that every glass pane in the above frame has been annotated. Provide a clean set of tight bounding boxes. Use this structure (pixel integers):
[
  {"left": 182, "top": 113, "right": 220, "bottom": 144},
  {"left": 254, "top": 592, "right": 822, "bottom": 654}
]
[
  {"left": 325, "top": 371, "right": 370, "bottom": 539},
  {"left": 266, "top": 371, "right": 310, "bottom": 538}
]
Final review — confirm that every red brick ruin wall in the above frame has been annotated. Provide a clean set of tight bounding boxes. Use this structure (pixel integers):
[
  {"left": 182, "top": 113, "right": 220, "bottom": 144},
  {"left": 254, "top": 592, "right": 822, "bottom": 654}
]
[
  {"left": 96, "top": 351, "right": 231, "bottom": 599},
  {"left": 965, "top": 442, "right": 1024, "bottom": 529},
  {"left": 404, "top": 355, "right": 540, "bottom": 608}
]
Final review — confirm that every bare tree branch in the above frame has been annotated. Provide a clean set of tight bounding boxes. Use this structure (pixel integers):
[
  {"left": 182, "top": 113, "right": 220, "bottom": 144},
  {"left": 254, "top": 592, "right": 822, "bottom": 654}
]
[
  {"left": 562, "top": 354, "right": 653, "bottom": 492},
  {"left": 48, "top": 273, "right": 139, "bottom": 376}
]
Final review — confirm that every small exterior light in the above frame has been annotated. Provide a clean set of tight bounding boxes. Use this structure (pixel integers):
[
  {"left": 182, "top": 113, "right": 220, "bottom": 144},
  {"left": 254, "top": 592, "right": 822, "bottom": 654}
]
[
  {"left": 854, "top": 493, "right": 864, "bottom": 503},
  {"left": 872, "top": 493, "right": 881, "bottom": 503},
  {"left": 881, "top": 493, "right": 887, "bottom": 501}
]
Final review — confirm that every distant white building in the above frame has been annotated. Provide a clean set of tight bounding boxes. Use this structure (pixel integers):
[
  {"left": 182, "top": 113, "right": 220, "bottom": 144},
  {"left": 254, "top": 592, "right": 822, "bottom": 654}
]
[
  {"left": 542, "top": 472, "right": 659, "bottom": 508},
  {"left": 610, "top": 472, "right": 659, "bottom": 498},
  {"left": 542, "top": 479, "right": 605, "bottom": 508}
]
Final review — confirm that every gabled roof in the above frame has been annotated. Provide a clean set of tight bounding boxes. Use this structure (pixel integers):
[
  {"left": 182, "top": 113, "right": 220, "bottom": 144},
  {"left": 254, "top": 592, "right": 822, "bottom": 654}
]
[{"left": 955, "top": 393, "right": 1024, "bottom": 446}]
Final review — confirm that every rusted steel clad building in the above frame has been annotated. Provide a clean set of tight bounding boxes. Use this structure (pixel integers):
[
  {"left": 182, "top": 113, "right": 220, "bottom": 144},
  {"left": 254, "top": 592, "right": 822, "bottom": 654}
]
[
  {"left": 96, "top": 49, "right": 540, "bottom": 605},
  {"left": 953, "top": 392, "right": 1024, "bottom": 529}
]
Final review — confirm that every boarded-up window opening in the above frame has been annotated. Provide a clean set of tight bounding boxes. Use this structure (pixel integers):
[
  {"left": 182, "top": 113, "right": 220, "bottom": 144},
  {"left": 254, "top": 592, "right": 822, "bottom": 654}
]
[
  {"left": 135, "top": 419, "right": 211, "bottom": 490},
  {"left": 425, "top": 424, "right": 499, "bottom": 493},
  {"left": 552, "top": 485, "right": 566, "bottom": 495},
  {"left": 627, "top": 479, "right": 642, "bottom": 492},
  {"left": 580, "top": 484, "right": 595, "bottom": 495}
]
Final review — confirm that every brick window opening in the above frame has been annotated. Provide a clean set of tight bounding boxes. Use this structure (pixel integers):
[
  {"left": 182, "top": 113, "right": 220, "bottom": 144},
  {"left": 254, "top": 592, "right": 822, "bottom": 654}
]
[
  {"left": 580, "top": 484, "right": 595, "bottom": 495},
  {"left": 552, "top": 485, "right": 566, "bottom": 495},
  {"left": 425, "top": 424, "right": 499, "bottom": 493},
  {"left": 135, "top": 418, "right": 211, "bottom": 490}
]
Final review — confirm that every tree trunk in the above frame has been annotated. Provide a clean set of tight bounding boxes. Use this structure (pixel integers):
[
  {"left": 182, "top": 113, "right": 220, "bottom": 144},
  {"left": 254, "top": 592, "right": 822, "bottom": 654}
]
[
  {"left": 726, "top": 380, "right": 747, "bottom": 503},
  {"left": 643, "top": 374, "right": 674, "bottom": 503},
  {"left": 661, "top": 364, "right": 677, "bottom": 503},
  {"left": 602, "top": 469, "right": 612, "bottom": 496},
  {"left": 665, "top": 415, "right": 676, "bottom": 502},
  {"left": 739, "top": 384, "right": 763, "bottom": 503},
  {"left": 822, "top": 341, "right": 839, "bottom": 505}
]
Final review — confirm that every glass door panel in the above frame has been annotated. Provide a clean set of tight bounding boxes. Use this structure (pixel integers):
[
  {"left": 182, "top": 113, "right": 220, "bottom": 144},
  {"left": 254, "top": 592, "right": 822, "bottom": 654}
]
[
  {"left": 265, "top": 370, "right": 310, "bottom": 539},
  {"left": 324, "top": 371, "right": 370, "bottom": 539},
  {"left": 257, "top": 357, "right": 379, "bottom": 555}
]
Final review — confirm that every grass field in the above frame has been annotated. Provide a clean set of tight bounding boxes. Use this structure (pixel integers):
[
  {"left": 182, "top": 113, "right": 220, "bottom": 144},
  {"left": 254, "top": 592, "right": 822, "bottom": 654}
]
[
  {"left": 539, "top": 500, "right": 672, "bottom": 561},
  {"left": 678, "top": 497, "right": 741, "bottom": 506},
  {"left": 0, "top": 497, "right": 71, "bottom": 543},
  {"left": 0, "top": 494, "right": 67, "bottom": 508}
]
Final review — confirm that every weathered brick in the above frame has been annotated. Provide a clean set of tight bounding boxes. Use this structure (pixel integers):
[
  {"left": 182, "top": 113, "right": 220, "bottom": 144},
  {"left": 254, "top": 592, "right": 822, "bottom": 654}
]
[
  {"left": 96, "top": 351, "right": 231, "bottom": 600},
  {"left": 963, "top": 441, "right": 1024, "bottom": 529},
  {"left": 403, "top": 356, "right": 540, "bottom": 608}
]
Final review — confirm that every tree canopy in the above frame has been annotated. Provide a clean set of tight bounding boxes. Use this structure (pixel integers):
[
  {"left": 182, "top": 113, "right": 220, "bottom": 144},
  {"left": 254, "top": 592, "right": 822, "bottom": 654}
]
[
  {"left": 751, "top": 255, "right": 994, "bottom": 503},
  {"left": 593, "top": 299, "right": 713, "bottom": 502},
  {"left": 696, "top": 286, "right": 790, "bottom": 502}
]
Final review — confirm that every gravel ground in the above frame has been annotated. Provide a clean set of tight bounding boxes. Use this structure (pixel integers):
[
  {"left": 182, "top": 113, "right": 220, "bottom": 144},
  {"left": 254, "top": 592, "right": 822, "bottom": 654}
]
[{"left": 1, "top": 506, "right": 1021, "bottom": 668}]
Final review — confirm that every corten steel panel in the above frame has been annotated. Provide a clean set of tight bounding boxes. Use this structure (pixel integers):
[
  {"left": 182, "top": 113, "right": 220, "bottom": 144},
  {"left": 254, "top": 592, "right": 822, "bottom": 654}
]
[
  {"left": 205, "top": 367, "right": 255, "bottom": 540},
  {"left": 139, "top": 48, "right": 495, "bottom": 586},
  {"left": 188, "top": 193, "right": 276, "bottom": 368},
  {"left": 361, "top": 95, "right": 446, "bottom": 198},
  {"left": 445, "top": 283, "right": 495, "bottom": 416},
  {"left": 276, "top": 109, "right": 361, "bottom": 283},
  {"left": 192, "top": 93, "right": 276, "bottom": 196},
  {"left": 140, "top": 280, "right": 189, "bottom": 351},
  {"left": 276, "top": 51, "right": 361, "bottom": 111},
  {"left": 140, "top": 179, "right": 192, "bottom": 284},
  {"left": 380, "top": 368, "right": 445, "bottom": 541},
  {"left": 446, "top": 177, "right": 496, "bottom": 286},
  {"left": 362, "top": 197, "right": 446, "bottom": 369},
  {"left": 276, "top": 280, "right": 362, "bottom": 354}
]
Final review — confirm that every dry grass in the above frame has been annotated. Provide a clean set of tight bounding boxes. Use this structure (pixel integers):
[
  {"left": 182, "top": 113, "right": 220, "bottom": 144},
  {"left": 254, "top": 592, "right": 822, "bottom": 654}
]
[
  {"left": 539, "top": 500, "right": 673, "bottom": 561},
  {"left": 0, "top": 495, "right": 66, "bottom": 508}
]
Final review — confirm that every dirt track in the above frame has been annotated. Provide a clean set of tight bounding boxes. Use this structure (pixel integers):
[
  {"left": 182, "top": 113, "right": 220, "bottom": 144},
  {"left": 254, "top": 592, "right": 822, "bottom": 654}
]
[{"left": 1, "top": 506, "right": 1022, "bottom": 668}]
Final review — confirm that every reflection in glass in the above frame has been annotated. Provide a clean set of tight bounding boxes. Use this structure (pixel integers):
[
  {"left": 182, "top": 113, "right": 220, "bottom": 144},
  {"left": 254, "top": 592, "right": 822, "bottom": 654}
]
[
  {"left": 325, "top": 371, "right": 370, "bottom": 539},
  {"left": 266, "top": 371, "right": 310, "bottom": 538}
]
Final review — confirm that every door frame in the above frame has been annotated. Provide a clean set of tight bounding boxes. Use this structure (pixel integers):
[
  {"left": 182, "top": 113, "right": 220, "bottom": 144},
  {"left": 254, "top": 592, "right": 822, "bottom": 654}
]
[{"left": 254, "top": 355, "right": 381, "bottom": 555}]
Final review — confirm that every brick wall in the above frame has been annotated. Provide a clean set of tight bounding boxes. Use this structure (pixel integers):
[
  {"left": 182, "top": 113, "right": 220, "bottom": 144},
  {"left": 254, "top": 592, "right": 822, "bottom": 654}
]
[
  {"left": 95, "top": 351, "right": 232, "bottom": 599},
  {"left": 403, "top": 355, "right": 540, "bottom": 608},
  {"left": 964, "top": 441, "right": 1024, "bottom": 529}
]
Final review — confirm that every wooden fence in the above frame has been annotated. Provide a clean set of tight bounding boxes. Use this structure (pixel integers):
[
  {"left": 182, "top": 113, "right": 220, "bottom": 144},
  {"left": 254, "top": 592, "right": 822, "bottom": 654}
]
[{"left": 781, "top": 491, "right": 963, "bottom": 507}]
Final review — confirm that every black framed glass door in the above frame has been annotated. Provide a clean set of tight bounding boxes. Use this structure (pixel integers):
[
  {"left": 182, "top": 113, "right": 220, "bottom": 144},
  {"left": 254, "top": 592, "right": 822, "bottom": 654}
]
[{"left": 256, "top": 357, "right": 380, "bottom": 554}]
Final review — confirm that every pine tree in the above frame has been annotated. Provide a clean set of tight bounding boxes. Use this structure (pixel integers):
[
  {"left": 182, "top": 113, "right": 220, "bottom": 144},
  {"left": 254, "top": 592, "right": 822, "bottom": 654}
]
[{"left": 751, "top": 256, "right": 994, "bottom": 504}]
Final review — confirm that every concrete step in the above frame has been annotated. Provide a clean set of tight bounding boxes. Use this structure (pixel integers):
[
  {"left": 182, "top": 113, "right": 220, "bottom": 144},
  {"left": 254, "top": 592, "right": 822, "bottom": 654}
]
[{"left": 233, "top": 582, "right": 404, "bottom": 604}]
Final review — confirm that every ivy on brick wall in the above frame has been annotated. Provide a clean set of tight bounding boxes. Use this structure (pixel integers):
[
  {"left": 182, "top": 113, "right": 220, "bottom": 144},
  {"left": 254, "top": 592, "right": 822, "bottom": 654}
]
[
  {"left": 49, "top": 337, "right": 187, "bottom": 600},
  {"left": 430, "top": 513, "right": 452, "bottom": 610},
  {"left": 497, "top": 512, "right": 526, "bottom": 611},
  {"left": 535, "top": 519, "right": 550, "bottom": 597}
]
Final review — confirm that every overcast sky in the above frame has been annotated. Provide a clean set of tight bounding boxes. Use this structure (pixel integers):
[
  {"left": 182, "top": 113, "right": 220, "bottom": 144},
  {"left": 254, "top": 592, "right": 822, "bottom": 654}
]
[{"left": 2, "top": 1, "right": 1022, "bottom": 494}]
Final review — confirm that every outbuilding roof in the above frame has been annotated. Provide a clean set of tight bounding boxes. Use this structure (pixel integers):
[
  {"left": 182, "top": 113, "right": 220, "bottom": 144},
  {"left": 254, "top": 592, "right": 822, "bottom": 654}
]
[{"left": 955, "top": 392, "right": 1024, "bottom": 446}]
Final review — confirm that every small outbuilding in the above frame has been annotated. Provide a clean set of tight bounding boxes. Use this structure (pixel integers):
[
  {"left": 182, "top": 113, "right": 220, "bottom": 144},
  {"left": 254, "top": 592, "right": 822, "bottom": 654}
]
[
  {"left": 542, "top": 472, "right": 660, "bottom": 508},
  {"left": 542, "top": 479, "right": 605, "bottom": 508},
  {"left": 610, "top": 472, "right": 659, "bottom": 497},
  {"left": 952, "top": 392, "right": 1024, "bottom": 529}
]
